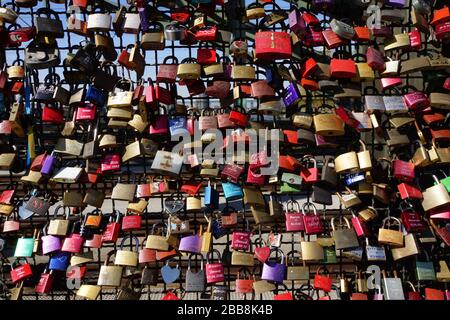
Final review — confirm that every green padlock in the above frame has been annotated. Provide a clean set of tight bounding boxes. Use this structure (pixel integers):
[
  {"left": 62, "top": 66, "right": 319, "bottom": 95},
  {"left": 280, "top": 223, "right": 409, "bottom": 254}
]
[
  {"left": 415, "top": 252, "right": 436, "bottom": 281},
  {"left": 280, "top": 173, "right": 302, "bottom": 193},
  {"left": 434, "top": 170, "right": 450, "bottom": 193},
  {"left": 322, "top": 246, "right": 338, "bottom": 264},
  {"left": 14, "top": 235, "right": 35, "bottom": 258}
]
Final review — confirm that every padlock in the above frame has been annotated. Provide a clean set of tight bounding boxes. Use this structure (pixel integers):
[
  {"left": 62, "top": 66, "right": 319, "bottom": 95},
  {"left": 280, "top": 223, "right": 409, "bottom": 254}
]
[
  {"left": 302, "top": 202, "right": 323, "bottom": 235},
  {"left": 300, "top": 156, "right": 319, "bottom": 183},
  {"left": 10, "top": 258, "right": 33, "bottom": 283},
  {"left": 35, "top": 268, "right": 54, "bottom": 295},
  {"left": 185, "top": 253, "right": 206, "bottom": 292},
  {"left": 331, "top": 217, "right": 359, "bottom": 250},
  {"left": 98, "top": 250, "right": 123, "bottom": 287},
  {"left": 206, "top": 249, "right": 225, "bottom": 284},
  {"left": 261, "top": 249, "right": 286, "bottom": 284},
  {"left": 114, "top": 235, "right": 139, "bottom": 267},
  {"left": 378, "top": 217, "right": 404, "bottom": 247},
  {"left": 285, "top": 200, "right": 305, "bottom": 232}
]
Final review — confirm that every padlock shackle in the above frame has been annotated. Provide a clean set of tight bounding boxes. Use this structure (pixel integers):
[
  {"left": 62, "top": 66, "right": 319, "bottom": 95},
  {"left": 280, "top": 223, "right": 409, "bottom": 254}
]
[
  {"left": 187, "top": 253, "right": 204, "bottom": 271},
  {"left": 119, "top": 235, "right": 140, "bottom": 253}
]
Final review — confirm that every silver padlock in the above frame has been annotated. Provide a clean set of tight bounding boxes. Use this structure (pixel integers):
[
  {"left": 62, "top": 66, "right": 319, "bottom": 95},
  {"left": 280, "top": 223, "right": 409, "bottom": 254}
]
[
  {"left": 330, "top": 19, "right": 355, "bottom": 40},
  {"left": 382, "top": 271, "right": 405, "bottom": 300},
  {"left": 164, "top": 22, "right": 186, "bottom": 41}
]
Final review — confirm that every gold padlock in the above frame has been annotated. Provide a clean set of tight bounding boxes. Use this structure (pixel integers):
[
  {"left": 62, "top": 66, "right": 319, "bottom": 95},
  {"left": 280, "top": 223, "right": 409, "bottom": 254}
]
[
  {"left": 357, "top": 140, "right": 372, "bottom": 171},
  {"left": 412, "top": 140, "right": 431, "bottom": 167},
  {"left": 186, "top": 196, "right": 201, "bottom": 212},
  {"left": 177, "top": 58, "right": 201, "bottom": 80},
  {"left": 335, "top": 151, "right": 359, "bottom": 174},
  {"left": 421, "top": 175, "right": 450, "bottom": 211},
  {"left": 313, "top": 113, "right": 345, "bottom": 136}
]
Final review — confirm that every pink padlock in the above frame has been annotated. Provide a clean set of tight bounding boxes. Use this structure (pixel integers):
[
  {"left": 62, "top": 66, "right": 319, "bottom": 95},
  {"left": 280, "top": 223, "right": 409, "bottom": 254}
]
[
  {"left": 403, "top": 91, "right": 430, "bottom": 111},
  {"left": 205, "top": 249, "right": 225, "bottom": 284},
  {"left": 149, "top": 113, "right": 169, "bottom": 135},
  {"left": 231, "top": 229, "right": 251, "bottom": 251},
  {"left": 3, "top": 217, "right": 20, "bottom": 233}
]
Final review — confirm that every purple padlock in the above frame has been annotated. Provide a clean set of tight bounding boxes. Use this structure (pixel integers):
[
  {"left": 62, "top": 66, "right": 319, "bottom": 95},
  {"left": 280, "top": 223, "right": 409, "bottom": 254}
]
[
  {"left": 261, "top": 249, "right": 286, "bottom": 283},
  {"left": 283, "top": 83, "right": 301, "bottom": 107},
  {"left": 385, "top": 0, "right": 405, "bottom": 8},
  {"left": 313, "top": 0, "right": 335, "bottom": 11},
  {"left": 179, "top": 234, "right": 201, "bottom": 254},
  {"left": 40, "top": 151, "right": 56, "bottom": 176},
  {"left": 289, "top": 9, "right": 306, "bottom": 36},
  {"left": 139, "top": 7, "right": 150, "bottom": 32},
  {"left": 42, "top": 234, "right": 62, "bottom": 255}
]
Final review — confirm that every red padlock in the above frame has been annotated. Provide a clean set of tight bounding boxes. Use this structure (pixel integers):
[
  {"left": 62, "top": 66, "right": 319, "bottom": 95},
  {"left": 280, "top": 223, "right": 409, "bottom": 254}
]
[
  {"left": 35, "top": 269, "right": 54, "bottom": 294},
  {"left": 102, "top": 212, "right": 121, "bottom": 243},
  {"left": 283, "top": 130, "right": 299, "bottom": 145},
  {"left": 429, "top": 204, "right": 450, "bottom": 220},
  {"left": 197, "top": 48, "right": 217, "bottom": 65},
  {"left": 430, "top": 6, "right": 450, "bottom": 26},
  {"left": 10, "top": 258, "right": 33, "bottom": 283},
  {"left": 66, "top": 266, "right": 87, "bottom": 280},
  {"left": 302, "top": 203, "right": 324, "bottom": 235},
  {"left": 122, "top": 213, "right": 142, "bottom": 231},
  {"left": 300, "top": 156, "right": 319, "bottom": 183},
  {"left": 229, "top": 106, "right": 248, "bottom": 127},
  {"left": 409, "top": 28, "right": 422, "bottom": 50},
  {"left": 196, "top": 26, "right": 217, "bottom": 41},
  {"left": 322, "top": 29, "right": 347, "bottom": 49},
  {"left": 171, "top": 7, "right": 191, "bottom": 24},
  {"left": 8, "top": 27, "right": 36, "bottom": 46},
  {"left": 155, "top": 83, "right": 174, "bottom": 105},
  {"left": 149, "top": 112, "right": 169, "bottom": 135},
  {"left": 139, "top": 238, "right": 157, "bottom": 263},
  {"left": 302, "top": 57, "right": 317, "bottom": 78},
  {"left": 330, "top": 58, "right": 356, "bottom": 78},
  {"left": 76, "top": 104, "right": 96, "bottom": 122},
  {"left": 304, "top": 26, "right": 324, "bottom": 47},
  {"left": 302, "top": 11, "right": 320, "bottom": 26},
  {"left": 42, "top": 105, "right": 64, "bottom": 124},
  {"left": 161, "top": 289, "right": 182, "bottom": 300},
  {"left": 205, "top": 250, "right": 225, "bottom": 284},
  {"left": 246, "top": 167, "right": 265, "bottom": 186},
  {"left": 392, "top": 158, "right": 415, "bottom": 182},
  {"left": 444, "top": 77, "right": 450, "bottom": 90},
  {"left": 400, "top": 201, "right": 426, "bottom": 233},
  {"left": 313, "top": 267, "right": 332, "bottom": 293},
  {"left": 84, "top": 234, "right": 103, "bottom": 248},
  {"left": 351, "top": 213, "right": 367, "bottom": 237},
  {"left": 101, "top": 154, "right": 121, "bottom": 173},
  {"left": 397, "top": 182, "right": 423, "bottom": 200},
  {"left": 0, "top": 189, "right": 15, "bottom": 204},
  {"left": 254, "top": 26, "right": 292, "bottom": 60}
]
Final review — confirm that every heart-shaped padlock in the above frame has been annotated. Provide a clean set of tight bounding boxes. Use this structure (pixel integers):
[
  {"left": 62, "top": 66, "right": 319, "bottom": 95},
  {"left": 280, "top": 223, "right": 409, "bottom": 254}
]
[{"left": 161, "top": 263, "right": 180, "bottom": 284}]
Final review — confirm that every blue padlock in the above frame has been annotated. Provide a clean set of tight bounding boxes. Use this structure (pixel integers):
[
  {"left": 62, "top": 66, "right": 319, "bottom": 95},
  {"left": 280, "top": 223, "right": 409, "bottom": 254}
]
[
  {"left": 49, "top": 251, "right": 70, "bottom": 271},
  {"left": 168, "top": 116, "right": 188, "bottom": 136},
  {"left": 222, "top": 182, "right": 243, "bottom": 201},
  {"left": 85, "top": 85, "right": 106, "bottom": 106},
  {"left": 204, "top": 182, "right": 219, "bottom": 209},
  {"left": 212, "top": 219, "right": 228, "bottom": 239}
]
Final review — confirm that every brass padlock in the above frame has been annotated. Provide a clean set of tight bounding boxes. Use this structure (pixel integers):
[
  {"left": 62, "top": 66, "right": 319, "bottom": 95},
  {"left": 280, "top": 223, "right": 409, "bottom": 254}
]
[
  {"left": 412, "top": 140, "right": 431, "bottom": 167},
  {"left": 357, "top": 140, "right": 372, "bottom": 171},
  {"left": 421, "top": 175, "right": 450, "bottom": 211},
  {"left": 335, "top": 151, "right": 359, "bottom": 174},
  {"left": 177, "top": 58, "right": 201, "bottom": 80}
]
